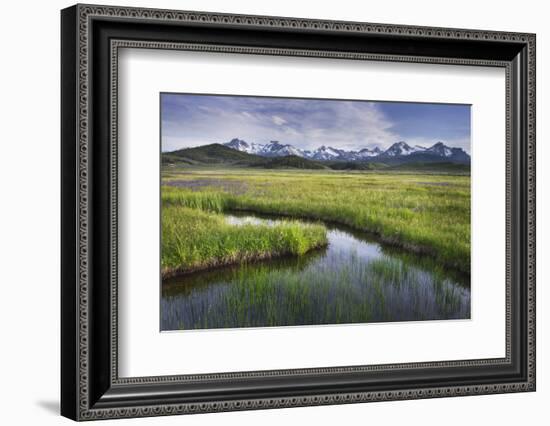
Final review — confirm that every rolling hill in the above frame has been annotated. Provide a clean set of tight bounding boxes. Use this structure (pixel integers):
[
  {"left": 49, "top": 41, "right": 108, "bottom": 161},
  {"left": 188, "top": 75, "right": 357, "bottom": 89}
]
[
  {"left": 328, "top": 161, "right": 390, "bottom": 171},
  {"left": 165, "top": 143, "right": 263, "bottom": 165},
  {"left": 163, "top": 144, "right": 326, "bottom": 169}
]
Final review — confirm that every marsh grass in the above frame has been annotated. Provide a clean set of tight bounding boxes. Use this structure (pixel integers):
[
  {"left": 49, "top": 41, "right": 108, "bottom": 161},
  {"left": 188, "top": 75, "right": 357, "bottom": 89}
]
[
  {"left": 161, "top": 205, "right": 327, "bottom": 277},
  {"left": 162, "top": 169, "right": 470, "bottom": 273}
]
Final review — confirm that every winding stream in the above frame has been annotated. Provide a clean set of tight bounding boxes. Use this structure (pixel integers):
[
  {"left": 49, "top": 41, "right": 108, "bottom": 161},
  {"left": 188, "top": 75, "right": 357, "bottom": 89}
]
[{"left": 161, "top": 213, "right": 470, "bottom": 330}]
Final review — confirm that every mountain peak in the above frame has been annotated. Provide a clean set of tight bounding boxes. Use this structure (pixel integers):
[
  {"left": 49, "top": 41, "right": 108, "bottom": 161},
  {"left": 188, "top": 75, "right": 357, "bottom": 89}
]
[
  {"left": 426, "top": 141, "right": 454, "bottom": 157},
  {"left": 395, "top": 141, "right": 411, "bottom": 147},
  {"left": 222, "top": 138, "right": 470, "bottom": 164},
  {"left": 381, "top": 141, "right": 417, "bottom": 157},
  {"left": 226, "top": 138, "right": 250, "bottom": 148},
  {"left": 224, "top": 138, "right": 264, "bottom": 155},
  {"left": 390, "top": 141, "right": 413, "bottom": 150}
]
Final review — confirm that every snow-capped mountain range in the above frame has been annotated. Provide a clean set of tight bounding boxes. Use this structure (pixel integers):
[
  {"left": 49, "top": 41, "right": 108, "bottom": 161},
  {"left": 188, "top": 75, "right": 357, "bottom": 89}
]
[{"left": 224, "top": 138, "right": 470, "bottom": 163}]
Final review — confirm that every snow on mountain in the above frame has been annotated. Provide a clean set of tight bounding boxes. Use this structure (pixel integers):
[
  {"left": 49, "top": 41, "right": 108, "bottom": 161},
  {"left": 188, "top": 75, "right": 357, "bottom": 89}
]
[
  {"left": 380, "top": 141, "right": 426, "bottom": 157},
  {"left": 425, "top": 141, "right": 453, "bottom": 157},
  {"left": 224, "top": 138, "right": 264, "bottom": 155},
  {"left": 310, "top": 145, "right": 344, "bottom": 161},
  {"left": 355, "top": 147, "right": 382, "bottom": 159},
  {"left": 260, "top": 141, "right": 306, "bottom": 157},
  {"left": 223, "top": 138, "right": 469, "bottom": 163}
]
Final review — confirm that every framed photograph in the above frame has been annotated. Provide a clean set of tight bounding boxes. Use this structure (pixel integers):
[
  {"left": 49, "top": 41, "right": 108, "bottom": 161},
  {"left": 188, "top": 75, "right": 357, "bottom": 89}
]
[{"left": 61, "top": 4, "right": 536, "bottom": 421}]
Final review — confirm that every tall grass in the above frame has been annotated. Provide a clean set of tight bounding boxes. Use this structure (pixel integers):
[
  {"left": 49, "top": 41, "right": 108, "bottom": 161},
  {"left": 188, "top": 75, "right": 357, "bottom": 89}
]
[
  {"left": 162, "top": 205, "right": 327, "bottom": 277},
  {"left": 162, "top": 169, "right": 470, "bottom": 273}
]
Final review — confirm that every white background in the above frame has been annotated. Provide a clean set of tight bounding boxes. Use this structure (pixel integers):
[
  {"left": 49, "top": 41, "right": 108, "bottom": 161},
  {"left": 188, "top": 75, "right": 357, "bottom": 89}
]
[
  {"left": 0, "top": 0, "right": 547, "bottom": 425},
  {"left": 119, "top": 49, "right": 505, "bottom": 377}
]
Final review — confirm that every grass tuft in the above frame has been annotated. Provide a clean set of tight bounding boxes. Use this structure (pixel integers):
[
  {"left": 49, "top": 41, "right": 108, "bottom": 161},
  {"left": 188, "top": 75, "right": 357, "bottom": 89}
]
[{"left": 162, "top": 205, "right": 327, "bottom": 277}]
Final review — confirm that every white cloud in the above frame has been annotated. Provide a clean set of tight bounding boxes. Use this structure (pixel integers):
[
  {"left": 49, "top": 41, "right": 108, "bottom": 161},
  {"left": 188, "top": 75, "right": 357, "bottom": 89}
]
[
  {"left": 161, "top": 95, "right": 468, "bottom": 153},
  {"left": 271, "top": 115, "right": 287, "bottom": 126},
  {"left": 162, "top": 101, "right": 399, "bottom": 152}
]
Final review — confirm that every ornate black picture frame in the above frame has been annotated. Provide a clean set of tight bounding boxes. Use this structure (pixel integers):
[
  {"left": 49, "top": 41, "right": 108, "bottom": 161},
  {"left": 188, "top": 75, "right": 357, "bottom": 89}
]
[{"left": 61, "top": 4, "right": 536, "bottom": 421}]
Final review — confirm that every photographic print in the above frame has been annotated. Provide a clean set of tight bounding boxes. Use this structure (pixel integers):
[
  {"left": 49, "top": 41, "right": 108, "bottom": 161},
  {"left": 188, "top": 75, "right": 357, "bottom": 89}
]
[
  {"left": 160, "top": 93, "right": 471, "bottom": 331},
  {"left": 61, "top": 7, "right": 536, "bottom": 418}
]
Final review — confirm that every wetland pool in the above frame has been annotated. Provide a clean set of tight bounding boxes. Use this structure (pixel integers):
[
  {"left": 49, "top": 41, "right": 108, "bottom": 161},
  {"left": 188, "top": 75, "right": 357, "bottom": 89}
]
[{"left": 161, "top": 212, "right": 470, "bottom": 330}]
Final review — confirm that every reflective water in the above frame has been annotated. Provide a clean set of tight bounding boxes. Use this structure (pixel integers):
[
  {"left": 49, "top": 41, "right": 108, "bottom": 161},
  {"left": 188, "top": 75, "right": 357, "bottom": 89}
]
[{"left": 161, "top": 213, "right": 470, "bottom": 330}]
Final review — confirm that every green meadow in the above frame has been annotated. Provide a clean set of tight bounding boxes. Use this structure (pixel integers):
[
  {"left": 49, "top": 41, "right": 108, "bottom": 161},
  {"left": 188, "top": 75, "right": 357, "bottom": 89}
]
[{"left": 161, "top": 168, "right": 470, "bottom": 275}]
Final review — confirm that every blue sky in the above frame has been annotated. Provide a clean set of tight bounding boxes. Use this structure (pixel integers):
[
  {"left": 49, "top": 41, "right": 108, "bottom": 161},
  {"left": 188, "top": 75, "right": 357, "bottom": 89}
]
[{"left": 161, "top": 93, "right": 471, "bottom": 153}]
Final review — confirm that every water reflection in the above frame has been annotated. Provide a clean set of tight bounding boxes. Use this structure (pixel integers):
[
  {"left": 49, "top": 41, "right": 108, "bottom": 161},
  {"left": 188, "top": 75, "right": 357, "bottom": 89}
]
[{"left": 161, "top": 213, "right": 470, "bottom": 330}]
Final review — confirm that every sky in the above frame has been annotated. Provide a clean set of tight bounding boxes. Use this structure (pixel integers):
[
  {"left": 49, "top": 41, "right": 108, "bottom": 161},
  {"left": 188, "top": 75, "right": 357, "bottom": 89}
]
[{"left": 161, "top": 93, "right": 471, "bottom": 153}]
